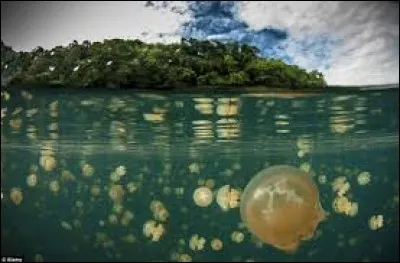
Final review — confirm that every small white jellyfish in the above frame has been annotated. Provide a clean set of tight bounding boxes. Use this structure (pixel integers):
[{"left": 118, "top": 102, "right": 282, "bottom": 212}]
[
  {"left": 150, "top": 200, "right": 169, "bottom": 221},
  {"left": 121, "top": 210, "right": 134, "bottom": 226},
  {"left": 188, "top": 163, "right": 200, "bottom": 174},
  {"left": 369, "top": 215, "right": 384, "bottom": 230},
  {"left": 108, "top": 214, "right": 118, "bottom": 225},
  {"left": 110, "top": 172, "right": 120, "bottom": 182},
  {"left": 82, "top": 163, "right": 94, "bottom": 177},
  {"left": 115, "top": 165, "right": 127, "bottom": 177},
  {"left": 39, "top": 155, "right": 57, "bottom": 172},
  {"left": 27, "top": 174, "right": 38, "bottom": 187},
  {"left": 61, "top": 221, "right": 72, "bottom": 231},
  {"left": 357, "top": 172, "right": 371, "bottom": 186},
  {"left": 210, "top": 238, "right": 223, "bottom": 251},
  {"left": 318, "top": 175, "right": 327, "bottom": 184},
  {"left": 231, "top": 231, "right": 245, "bottom": 243},
  {"left": 189, "top": 234, "right": 206, "bottom": 251},
  {"left": 193, "top": 187, "right": 213, "bottom": 207},
  {"left": 143, "top": 220, "right": 165, "bottom": 242},
  {"left": 332, "top": 196, "right": 358, "bottom": 217},
  {"left": 127, "top": 182, "right": 139, "bottom": 193},
  {"left": 300, "top": 162, "right": 311, "bottom": 173},
  {"left": 332, "top": 176, "right": 350, "bottom": 196},
  {"left": 178, "top": 254, "right": 192, "bottom": 262},
  {"left": 10, "top": 188, "right": 23, "bottom": 205},
  {"left": 49, "top": 180, "right": 60, "bottom": 193}
]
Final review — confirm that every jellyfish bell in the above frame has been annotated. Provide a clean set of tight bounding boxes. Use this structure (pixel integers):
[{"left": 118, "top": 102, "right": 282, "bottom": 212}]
[
  {"left": 240, "top": 165, "right": 327, "bottom": 253},
  {"left": 216, "top": 185, "right": 230, "bottom": 211},
  {"left": 193, "top": 187, "right": 213, "bottom": 207}
]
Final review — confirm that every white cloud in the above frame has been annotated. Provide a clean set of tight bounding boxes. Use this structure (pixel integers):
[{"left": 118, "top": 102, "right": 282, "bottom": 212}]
[
  {"left": 237, "top": 1, "right": 399, "bottom": 85},
  {"left": 1, "top": 1, "right": 190, "bottom": 51}
]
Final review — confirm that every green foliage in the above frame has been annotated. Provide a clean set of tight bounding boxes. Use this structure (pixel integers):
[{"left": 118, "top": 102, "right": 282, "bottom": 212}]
[{"left": 1, "top": 38, "right": 326, "bottom": 89}]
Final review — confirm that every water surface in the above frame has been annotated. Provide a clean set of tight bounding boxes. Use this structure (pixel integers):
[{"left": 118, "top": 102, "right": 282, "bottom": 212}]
[{"left": 1, "top": 86, "right": 399, "bottom": 262}]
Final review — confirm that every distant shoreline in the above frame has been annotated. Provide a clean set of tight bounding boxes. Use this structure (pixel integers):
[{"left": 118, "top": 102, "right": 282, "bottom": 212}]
[{"left": 1, "top": 38, "right": 327, "bottom": 90}]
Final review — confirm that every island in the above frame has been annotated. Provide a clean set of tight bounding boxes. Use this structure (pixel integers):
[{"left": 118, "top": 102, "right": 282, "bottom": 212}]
[{"left": 1, "top": 38, "right": 326, "bottom": 90}]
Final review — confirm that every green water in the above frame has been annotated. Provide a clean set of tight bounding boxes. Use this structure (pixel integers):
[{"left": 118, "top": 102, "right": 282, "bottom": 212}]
[{"left": 1, "top": 87, "right": 399, "bottom": 262}]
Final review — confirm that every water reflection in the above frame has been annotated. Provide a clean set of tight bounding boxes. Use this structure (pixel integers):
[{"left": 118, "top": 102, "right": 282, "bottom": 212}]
[{"left": 1, "top": 89, "right": 398, "bottom": 154}]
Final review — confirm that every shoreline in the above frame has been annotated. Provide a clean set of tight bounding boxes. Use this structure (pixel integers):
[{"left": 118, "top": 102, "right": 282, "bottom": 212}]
[{"left": 2, "top": 84, "right": 397, "bottom": 97}]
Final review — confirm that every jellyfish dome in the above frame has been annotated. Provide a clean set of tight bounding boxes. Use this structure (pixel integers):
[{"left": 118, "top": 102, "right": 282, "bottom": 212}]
[
  {"left": 240, "top": 165, "right": 327, "bottom": 253},
  {"left": 193, "top": 187, "right": 213, "bottom": 207}
]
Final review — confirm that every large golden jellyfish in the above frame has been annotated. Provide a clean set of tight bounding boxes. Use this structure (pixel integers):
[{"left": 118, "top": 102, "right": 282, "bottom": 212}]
[{"left": 240, "top": 165, "right": 327, "bottom": 253}]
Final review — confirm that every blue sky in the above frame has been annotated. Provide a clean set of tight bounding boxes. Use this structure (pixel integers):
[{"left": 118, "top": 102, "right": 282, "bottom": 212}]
[{"left": 1, "top": 1, "right": 399, "bottom": 86}]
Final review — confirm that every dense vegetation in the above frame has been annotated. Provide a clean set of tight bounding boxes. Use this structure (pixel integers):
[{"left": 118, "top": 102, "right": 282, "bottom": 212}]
[{"left": 1, "top": 38, "right": 326, "bottom": 89}]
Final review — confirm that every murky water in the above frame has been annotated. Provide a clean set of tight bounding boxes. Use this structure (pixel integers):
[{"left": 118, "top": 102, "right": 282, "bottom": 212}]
[{"left": 1, "top": 86, "right": 399, "bottom": 262}]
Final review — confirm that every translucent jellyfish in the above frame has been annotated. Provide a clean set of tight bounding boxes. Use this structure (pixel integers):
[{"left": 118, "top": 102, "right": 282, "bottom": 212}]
[
  {"left": 143, "top": 220, "right": 165, "bottom": 242},
  {"left": 49, "top": 180, "right": 60, "bottom": 193},
  {"left": 121, "top": 233, "right": 136, "bottom": 243},
  {"left": 108, "top": 214, "right": 118, "bottom": 225},
  {"left": 10, "top": 187, "right": 23, "bottom": 205},
  {"left": 39, "top": 155, "right": 57, "bottom": 172},
  {"left": 82, "top": 163, "right": 94, "bottom": 177},
  {"left": 61, "top": 170, "right": 76, "bottom": 182},
  {"left": 231, "top": 231, "right": 245, "bottom": 243},
  {"left": 178, "top": 254, "right": 192, "bottom": 262},
  {"left": 121, "top": 210, "right": 134, "bottom": 226},
  {"left": 91, "top": 185, "right": 101, "bottom": 197},
  {"left": 210, "top": 238, "right": 223, "bottom": 251},
  {"left": 127, "top": 182, "right": 139, "bottom": 193},
  {"left": 34, "top": 254, "right": 44, "bottom": 262},
  {"left": 189, "top": 234, "right": 206, "bottom": 251},
  {"left": 61, "top": 221, "right": 72, "bottom": 231},
  {"left": 193, "top": 187, "right": 213, "bottom": 207},
  {"left": 240, "top": 165, "right": 327, "bottom": 253},
  {"left": 332, "top": 196, "right": 358, "bottom": 217},
  {"left": 27, "top": 174, "right": 38, "bottom": 187},
  {"left": 357, "top": 172, "right": 371, "bottom": 185},
  {"left": 369, "top": 215, "right": 384, "bottom": 230},
  {"left": 216, "top": 185, "right": 240, "bottom": 211},
  {"left": 108, "top": 184, "right": 125, "bottom": 204}
]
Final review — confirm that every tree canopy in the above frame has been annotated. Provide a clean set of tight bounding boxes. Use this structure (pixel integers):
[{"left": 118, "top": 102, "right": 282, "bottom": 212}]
[{"left": 1, "top": 38, "right": 326, "bottom": 90}]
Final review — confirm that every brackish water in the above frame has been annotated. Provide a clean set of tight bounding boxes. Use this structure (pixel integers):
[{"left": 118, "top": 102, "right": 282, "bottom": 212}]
[{"left": 1, "top": 86, "right": 399, "bottom": 262}]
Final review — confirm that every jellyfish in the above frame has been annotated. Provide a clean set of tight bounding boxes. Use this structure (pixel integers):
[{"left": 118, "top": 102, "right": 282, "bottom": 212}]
[
  {"left": 49, "top": 180, "right": 60, "bottom": 193},
  {"left": 193, "top": 187, "right": 213, "bottom": 207},
  {"left": 27, "top": 174, "right": 38, "bottom": 187},
  {"left": 39, "top": 155, "right": 57, "bottom": 172},
  {"left": 108, "top": 184, "right": 125, "bottom": 204},
  {"left": 10, "top": 187, "right": 23, "bottom": 205},
  {"left": 210, "top": 238, "right": 223, "bottom": 251},
  {"left": 143, "top": 220, "right": 165, "bottom": 242},
  {"left": 231, "top": 231, "right": 245, "bottom": 243},
  {"left": 216, "top": 185, "right": 240, "bottom": 211},
  {"left": 189, "top": 234, "right": 206, "bottom": 251},
  {"left": 240, "top": 165, "right": 327, "bottom": 253}
]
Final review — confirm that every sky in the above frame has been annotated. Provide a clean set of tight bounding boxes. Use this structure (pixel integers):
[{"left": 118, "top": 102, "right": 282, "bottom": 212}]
[{"left": 1, "top": 1, "right": 399, "bottom": 86}]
